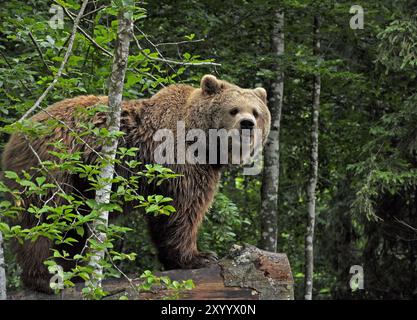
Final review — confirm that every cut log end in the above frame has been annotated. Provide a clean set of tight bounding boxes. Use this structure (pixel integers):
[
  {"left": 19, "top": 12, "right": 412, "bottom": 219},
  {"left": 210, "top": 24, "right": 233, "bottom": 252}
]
[{"left": 8, "top": 244, "right": 294, "bottom": 300}]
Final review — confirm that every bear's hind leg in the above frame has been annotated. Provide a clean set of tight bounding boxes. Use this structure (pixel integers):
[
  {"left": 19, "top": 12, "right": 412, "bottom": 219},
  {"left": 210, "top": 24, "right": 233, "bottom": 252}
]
[{"left": 17, "top": 237, "right": 54, "bottom": 294}]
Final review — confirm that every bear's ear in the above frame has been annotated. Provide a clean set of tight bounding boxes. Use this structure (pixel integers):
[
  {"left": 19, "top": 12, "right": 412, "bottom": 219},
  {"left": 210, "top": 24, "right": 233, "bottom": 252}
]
[
  {"left": 201, "top": 74, "right": 222, "bottom": 95},
  {"left": 253, "top": 87, "right": 267, "bottom": 104}
]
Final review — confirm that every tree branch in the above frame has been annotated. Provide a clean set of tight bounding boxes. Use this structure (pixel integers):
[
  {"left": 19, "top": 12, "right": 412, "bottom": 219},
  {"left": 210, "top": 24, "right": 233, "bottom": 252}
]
[
  {"left": 28, "top": 31, "right": 53, "bottom": 75},
  {"left": 155, "top": 38, "right": 205, "bottom": 47},
  {"left": 18, "top": 0, "right": 90, "bottom": 123},
  {"left": 53, "top": 0, "right": 113, "bottom": 58},
  {"left": 133, "top": 28, "right": 220, "bottom": 67}
]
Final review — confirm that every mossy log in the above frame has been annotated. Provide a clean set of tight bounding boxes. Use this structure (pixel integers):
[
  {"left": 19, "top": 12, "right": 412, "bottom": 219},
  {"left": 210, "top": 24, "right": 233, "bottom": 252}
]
[{"left": 8, "top": 244, "right": 294, "bottom": 300}]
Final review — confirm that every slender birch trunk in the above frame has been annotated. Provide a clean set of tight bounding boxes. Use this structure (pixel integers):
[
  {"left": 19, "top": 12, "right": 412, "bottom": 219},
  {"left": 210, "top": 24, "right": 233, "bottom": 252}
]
[
  {"left": 304, "top": 15, "right": 321, "bottom": 300},
  {"left": 0, "top": 231, "right": 6, "bottom": 300},
  {"left": 87, "top": 8, "right": 133, "bottom": 288},
  {"left": 260, "top": 9, "right": 284, "bottom": 252}
]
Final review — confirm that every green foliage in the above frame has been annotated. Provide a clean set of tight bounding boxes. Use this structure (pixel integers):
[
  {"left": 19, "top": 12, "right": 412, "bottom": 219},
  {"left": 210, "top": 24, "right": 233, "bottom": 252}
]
[
  {"left": 199, "top": 192, "right": 250, "bottom": 256},
  {"left": 138, "top": 270, "right": 195, "bottom": 300},
  {"left": 377, "top": 14, "right": 417, "bottom": 70},
  {"left": 0, "top": 109, "right": 181, "bottom": 299}
]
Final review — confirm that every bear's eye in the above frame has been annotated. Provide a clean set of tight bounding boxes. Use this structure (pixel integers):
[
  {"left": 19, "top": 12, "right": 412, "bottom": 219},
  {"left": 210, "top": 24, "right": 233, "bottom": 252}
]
[
  {"left": 253, "top": 110, "right": 259, "bottom": 118},
  {"left": 229, "top": 108, "right": 239, "bottom": 116}
]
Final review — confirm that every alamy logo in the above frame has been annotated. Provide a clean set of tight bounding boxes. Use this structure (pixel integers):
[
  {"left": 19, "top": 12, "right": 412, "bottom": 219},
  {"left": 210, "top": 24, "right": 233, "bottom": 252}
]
[
  {"left": 49, "top": 264, "right": 64, "bottom": 291},
  {"left": 49, "top": 5, "right": 64, "bottom": 30},
  {"left": 349, "top": 265, "right": 364, "bottom": 291},
  {"left": 349, "top": 5, "right": 364, "bottom": 30},
  {"left": 153, "top": 121, "right": 264, "bottom": 175}
]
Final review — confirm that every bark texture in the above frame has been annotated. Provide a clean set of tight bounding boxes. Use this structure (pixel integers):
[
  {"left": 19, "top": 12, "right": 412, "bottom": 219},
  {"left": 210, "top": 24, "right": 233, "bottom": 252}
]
[
  {"left": 260, "top": 9, "right": 285, "bottom": 252},
  {"left": 87, "top": 9, "right": 133, "bottom": 287},
  {"left": 0, "top": 231, "right": 6, "bottom": 300},
  {"left": 304, "top": 15, "right": 321, "bottom": 300},
  {"left": 8, "top": 244, "right": 294, "bottom": 300}
]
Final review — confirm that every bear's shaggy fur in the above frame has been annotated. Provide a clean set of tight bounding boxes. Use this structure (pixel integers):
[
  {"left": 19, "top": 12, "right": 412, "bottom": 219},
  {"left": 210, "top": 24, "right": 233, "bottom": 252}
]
[{"left": 1, "top": 75, "right": 270, "bottom": 293}]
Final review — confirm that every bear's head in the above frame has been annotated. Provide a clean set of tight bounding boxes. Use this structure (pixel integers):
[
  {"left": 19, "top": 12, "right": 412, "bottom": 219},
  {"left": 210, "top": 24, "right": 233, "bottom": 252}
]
[{"left": 187, "top": 74, "right": 271, "bottom": 166}]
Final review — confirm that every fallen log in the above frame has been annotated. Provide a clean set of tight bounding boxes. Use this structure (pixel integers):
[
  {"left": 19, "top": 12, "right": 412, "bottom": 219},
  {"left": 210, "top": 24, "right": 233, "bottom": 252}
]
[{"left": 8, "top": 244, "right": 294, "bottom": 300}]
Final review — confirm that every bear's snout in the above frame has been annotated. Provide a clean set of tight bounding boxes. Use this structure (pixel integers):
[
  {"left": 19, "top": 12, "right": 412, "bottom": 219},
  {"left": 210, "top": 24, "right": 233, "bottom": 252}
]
[{"left": 239, "top": 118, "right": 255, "bottom": 130}]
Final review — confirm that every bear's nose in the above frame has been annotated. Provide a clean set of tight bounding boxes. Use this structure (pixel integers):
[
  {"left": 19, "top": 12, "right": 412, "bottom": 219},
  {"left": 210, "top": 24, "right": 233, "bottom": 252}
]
[{"left": 240, "top": 119, "right": 255, "bottom": 130}]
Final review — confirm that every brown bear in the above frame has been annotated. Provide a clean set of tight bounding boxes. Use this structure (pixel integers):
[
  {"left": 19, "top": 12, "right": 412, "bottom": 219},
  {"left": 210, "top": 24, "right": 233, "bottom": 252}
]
[{"left": 1, "top": 74, "right": 270, "bottom": 293}]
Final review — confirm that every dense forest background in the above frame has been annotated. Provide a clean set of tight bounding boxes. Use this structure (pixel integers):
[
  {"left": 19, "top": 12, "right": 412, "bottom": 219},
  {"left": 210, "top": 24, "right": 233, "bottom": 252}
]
[{"left": 1, "top": 0, "right": 417, "bottom": 299}]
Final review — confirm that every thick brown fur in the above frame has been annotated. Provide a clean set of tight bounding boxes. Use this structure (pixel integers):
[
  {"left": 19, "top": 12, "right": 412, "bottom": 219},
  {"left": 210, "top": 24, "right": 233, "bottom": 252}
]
[{"left": 1, "top": 75, "right": 270, "bottom": 293}]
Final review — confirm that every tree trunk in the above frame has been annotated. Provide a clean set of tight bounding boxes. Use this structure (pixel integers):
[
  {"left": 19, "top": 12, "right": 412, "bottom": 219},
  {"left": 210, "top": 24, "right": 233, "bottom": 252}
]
[
  {"left": 260, "top": 9, "right": 285, "bottom": 253},
  {"left": 0, "top": 231, "right": 6, "bottom": 300},
  {"left": 87, "top": 8, "right": 133, "bottom": 288},
  {"left": 304, "top": 14, "right": 321, "bottom": 300}
]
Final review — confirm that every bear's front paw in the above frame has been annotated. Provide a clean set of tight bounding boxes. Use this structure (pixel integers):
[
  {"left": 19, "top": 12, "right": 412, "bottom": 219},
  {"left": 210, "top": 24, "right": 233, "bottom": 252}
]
[{"left": 186, "top": 251, "right": 218, "bottom": 269}]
